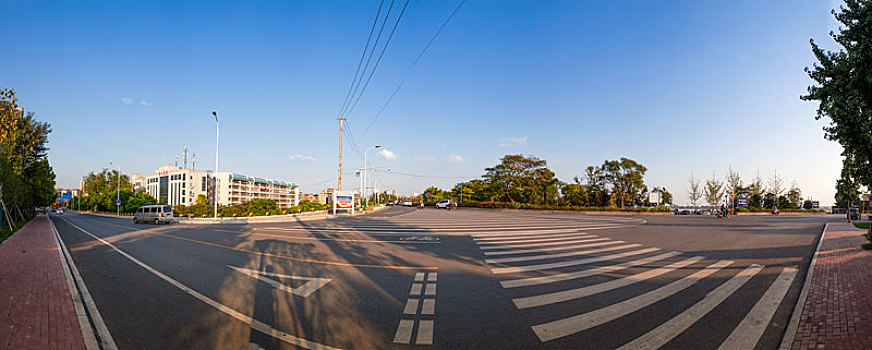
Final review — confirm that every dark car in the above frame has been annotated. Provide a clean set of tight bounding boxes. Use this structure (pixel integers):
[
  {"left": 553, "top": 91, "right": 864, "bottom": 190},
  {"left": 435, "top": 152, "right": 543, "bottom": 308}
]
[{"left": 848, "top": 208, "right": 860, "bottom": 220}]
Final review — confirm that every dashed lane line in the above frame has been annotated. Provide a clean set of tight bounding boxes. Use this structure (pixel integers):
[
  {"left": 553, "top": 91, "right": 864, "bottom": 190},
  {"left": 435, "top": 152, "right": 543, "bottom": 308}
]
[
  {"left": 57, "top": 217, "right": 342, "bottom": 350},
  {"left": 531, "top": 260, "right": 733, "bottom": 342},
  {"left": 394, "top": 272, "right": 438, "bottom": 345},
  {"left": 718, "top": 267, "right": 798, "bottom": 350},
  {"left": 491, "top": 247, "right": 659, "bottom": 274},
  {"left": 617, "top": 264, "right": 764, "bottom": 350},
  {"left": 500, "top": 251, "right": 682, "bottom": 289},
  {"left": 485, "top": 243, "right": 638, "bottom": 264},
  {"left": 513, "top": 256, "right": 705, "bottom": 309}
]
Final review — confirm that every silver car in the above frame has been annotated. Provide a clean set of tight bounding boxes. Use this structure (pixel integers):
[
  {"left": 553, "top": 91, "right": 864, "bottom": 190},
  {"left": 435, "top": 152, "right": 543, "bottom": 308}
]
[{"left": 133, "top": 205, "right": 176, "bottom": 224}]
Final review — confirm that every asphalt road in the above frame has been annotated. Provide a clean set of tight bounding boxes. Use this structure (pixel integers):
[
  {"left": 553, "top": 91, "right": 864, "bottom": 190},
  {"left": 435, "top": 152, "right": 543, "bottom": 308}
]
[{"left": 50, "top": 207, "right": 832, "bottom": 350}]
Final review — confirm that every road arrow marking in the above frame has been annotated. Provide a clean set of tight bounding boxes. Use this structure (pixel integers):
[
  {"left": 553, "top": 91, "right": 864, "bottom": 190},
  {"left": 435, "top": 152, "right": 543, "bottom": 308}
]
[{"left": 228, "top": 266, "right": 331, "bottom": 298}]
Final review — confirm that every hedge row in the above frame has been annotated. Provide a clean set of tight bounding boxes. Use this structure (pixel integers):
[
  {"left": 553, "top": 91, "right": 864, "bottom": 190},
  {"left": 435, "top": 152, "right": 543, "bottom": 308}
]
[{"left": 456, "top": 201, "right": 673, "bottom": 212}]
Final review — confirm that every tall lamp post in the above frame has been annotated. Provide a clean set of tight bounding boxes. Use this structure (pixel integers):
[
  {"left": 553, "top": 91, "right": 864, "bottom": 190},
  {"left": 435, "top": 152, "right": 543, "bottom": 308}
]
[
  {"left": 211, "top": 110, "right": 219, "bottom": 220},
  {"left": 109, "top": 161, "right": 120, "bottom": 216},
  {"left": 363, "top": 144, "right": 381, "bottom": 209}
]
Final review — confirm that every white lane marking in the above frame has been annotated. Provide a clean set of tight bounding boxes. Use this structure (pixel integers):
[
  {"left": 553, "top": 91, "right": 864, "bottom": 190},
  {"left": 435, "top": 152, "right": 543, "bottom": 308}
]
[
  {"left": 478, "top": 236, "right": 604, "bottom": 247},
  {"left": 50, "top": 217, "right": 116, "bottom": 350},
  {"left": 393, "top": 320, "right": 415, "bottom": 344},
  {"left": 492, "top": 247, "right": 660, "bottom": 275},
  {"left": 427, "top": 272, "right": 437, "bottom": 282},
  {"left": 425, "top": 284, "right": 436, "bottom": 296},
  {"left": 513, "top": 256, "right": 704, "bottom": 309},
  {"left": 531, "top": 260, "right": 733, "bottom": 342},
  {"left": 483, "top": 240, "right": 622, "bottom": 256},
  {"left": 472, "top": 230, "right": 592, "bottom": 241},
  {"left": 718, "top": 267, "right": 798, "bottom": 350},
  {"left": 500, "top": 252, "right": 682, "bottom": 289},
  {"left": 416, "top": 320, "right": 435, "bottom": 345},
  {"left": 485, "top": 243, "right": 637, "bottom": 264},
  {"left": 410, "top": 283, "right": 423, "bottom": 295},
  {"left": 618, "top": 264, "right": 764, "bottom": 350},
  {"left": 403, "top": 299, "right": 419, "bottom": 315},
  {"left": 228, "top": 266, "right": 332, "bottom": 298},
  {"left": 58, "top": 218, "right": 341, "bottom": 350},
  {"left": 421, "top": 299, "right": 436, "bottom": 315},
  {"left": 414, "top": 272, "right": 425, "bottom": 282}
]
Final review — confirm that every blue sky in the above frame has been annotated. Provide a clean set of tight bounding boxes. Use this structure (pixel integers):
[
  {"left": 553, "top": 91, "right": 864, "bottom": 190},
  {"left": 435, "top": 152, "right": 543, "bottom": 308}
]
[{"left": 2, "top": 0, "right": 845, "bottom": 205}]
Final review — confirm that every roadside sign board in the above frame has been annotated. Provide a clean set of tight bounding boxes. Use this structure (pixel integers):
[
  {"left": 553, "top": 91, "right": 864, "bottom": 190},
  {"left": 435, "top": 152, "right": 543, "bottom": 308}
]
[
  {"left": 737, "top": 195, "right": 749, "bottom": 207},
  {"left": 812, "top": 201, "right": 820, "bottom": 209},
  {"left": 116, "top": 199, "right": 121, "bottom": 205},
  {"left": 425, "top": 192, "right": 431, "bottom": 198},
  {"left": 332, "top": 191, "right": 355, "bottom": 214}
]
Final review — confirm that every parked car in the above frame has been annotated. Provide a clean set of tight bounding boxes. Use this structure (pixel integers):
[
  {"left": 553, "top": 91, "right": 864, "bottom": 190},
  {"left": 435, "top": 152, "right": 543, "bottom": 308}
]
[
  {"left": 133, "top": 205, "right": 176, "bottom": 224},
  {"left": 402, "top": 201, "right": 413, "bottom": 207},
  {"left": 435, "top": 199, "right": 454, "bottom": 209},
  {"left": 386, "top": 200, "right": 394, "bottom": 206}
]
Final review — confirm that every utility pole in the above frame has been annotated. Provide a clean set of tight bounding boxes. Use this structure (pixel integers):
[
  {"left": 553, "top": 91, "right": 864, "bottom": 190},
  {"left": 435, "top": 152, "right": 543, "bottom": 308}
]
[{"left": 338, "top": 117, "right": 345, "bottom": 192}]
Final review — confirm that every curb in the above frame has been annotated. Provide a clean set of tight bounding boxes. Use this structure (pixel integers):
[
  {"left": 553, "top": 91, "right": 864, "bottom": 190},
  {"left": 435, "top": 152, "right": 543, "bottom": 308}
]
[{"left": 778, "top": 223, "right": 828, "bottom": 350}]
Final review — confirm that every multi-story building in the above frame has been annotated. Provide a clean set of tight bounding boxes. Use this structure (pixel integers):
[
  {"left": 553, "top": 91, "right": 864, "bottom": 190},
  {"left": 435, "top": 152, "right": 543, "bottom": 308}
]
[
  {"left": 128, "top": 173, "right": 145, "bottom": 192},
  {"left": 143, "top": 165, "right": 299, "bottom": 208},
  {"left": 299, "top": 188, "right": 334, "bottom": 205}
]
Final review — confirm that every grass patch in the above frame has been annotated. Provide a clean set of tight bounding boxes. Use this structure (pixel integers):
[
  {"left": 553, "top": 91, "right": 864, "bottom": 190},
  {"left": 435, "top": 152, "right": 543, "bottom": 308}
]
[
  {"left": 853, "top": 221, "right": 871, "bottom": 230},
  {"left": 0, "top": 218, "right": 31, "bottom": 245}
]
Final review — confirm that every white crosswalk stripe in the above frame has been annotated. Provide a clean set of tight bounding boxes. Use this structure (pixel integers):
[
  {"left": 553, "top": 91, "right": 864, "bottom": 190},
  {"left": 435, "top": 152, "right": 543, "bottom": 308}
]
[
  {"left": 485, "top": 243, "right": 637, "bottom": 264},
  {"left": 474, "top": 231, "right": 596, "bottom": 242},
  {"left": 478, "top": 235, "right": 603, "bottom": 246},
  {"left": 717, "top": 267, "right": 798, "bottom": 350},
  {"left": 483, "top": 240, "right": 619, "bottom": 256},
  {"left": 531, "top": 260, "right": 734, "bottom": 342},
  {"left": 500, "top": 251, "right": 682, "bottom": 288},
  {"left": 513, "top": 256, "right": 705, "bottom": 309},
  {"left": 491, "top": 246, "right": 658, "bottom": 274}
]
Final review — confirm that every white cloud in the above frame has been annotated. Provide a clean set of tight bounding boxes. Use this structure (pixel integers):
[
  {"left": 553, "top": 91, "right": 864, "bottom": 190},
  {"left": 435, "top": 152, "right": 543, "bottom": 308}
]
[
  {"left": 414, "top": 156, "right": 436, "bottom": 162},
  {"left": 378, "top": 149, "right": 397, "bottom": 160},
  {"left": 121, "top": 97, "right": 134, "bottom": 105},
  {"left": 139, "top": 100, "right": 152, "bottom": 106},
  {"left": 499, "top": 136, "right": 528, "bottom": 147},
  {"left": 448, "top": 154, "right": 463, "bottom": 163},
  {"left": 289, "top": 154, "right": 316, "bottom": 161}
]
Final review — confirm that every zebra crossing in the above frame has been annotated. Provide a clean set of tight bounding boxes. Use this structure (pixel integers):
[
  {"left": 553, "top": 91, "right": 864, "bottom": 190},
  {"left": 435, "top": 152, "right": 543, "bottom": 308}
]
[{"left": 469, "top": 225, "right": 798, "bottom": 349}]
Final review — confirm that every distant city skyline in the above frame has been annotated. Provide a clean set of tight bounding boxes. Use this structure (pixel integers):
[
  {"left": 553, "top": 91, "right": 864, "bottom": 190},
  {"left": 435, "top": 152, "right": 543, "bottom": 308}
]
[{"left": 2, "top": 0, "right": 845, "bottom": 205}]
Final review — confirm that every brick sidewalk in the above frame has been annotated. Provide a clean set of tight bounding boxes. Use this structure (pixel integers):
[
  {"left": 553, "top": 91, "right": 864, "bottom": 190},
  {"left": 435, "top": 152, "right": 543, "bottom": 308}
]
[
  {"left": 0, "top": 214, "right": 86, "bottom": 350},
  {"left": 789, "top": 221, "right": 872, "bottom": 349}
]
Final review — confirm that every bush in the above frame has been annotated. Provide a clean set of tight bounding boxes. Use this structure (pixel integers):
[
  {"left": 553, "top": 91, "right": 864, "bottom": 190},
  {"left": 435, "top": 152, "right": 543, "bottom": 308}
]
[
  {"left": 736, "top": 207, "right": 751, "bottom": 213},
  {"left": 457, "top": 201, "right": 672, "bottom": 213}
]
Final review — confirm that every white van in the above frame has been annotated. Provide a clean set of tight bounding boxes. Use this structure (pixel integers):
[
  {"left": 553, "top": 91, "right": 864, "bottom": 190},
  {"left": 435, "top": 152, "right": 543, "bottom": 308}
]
[{"left": 133, "top": 205, "right": 176, "bottom": 224}]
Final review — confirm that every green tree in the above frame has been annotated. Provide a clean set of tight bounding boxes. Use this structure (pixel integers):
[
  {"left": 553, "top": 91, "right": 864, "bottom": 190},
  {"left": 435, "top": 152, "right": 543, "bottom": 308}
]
[
  {"left": 787, "top": 182, "right": 802, "bottom": 209},
  {"left": 560, "top": 182, "right": 589, "bottom": 206},
  {"left": 747, "top": 171, "right": 765, "bottom": 208},
  {"left": 195, "top": 194, "right": 207, "bottom": 206},
  {"left": 704, "top": 172, "right": 724, "bottom": 206},
  {"left": 483, "top": 155, "right": 552, "bottom": 204},
  {"left": 688, "top": 172, "right": 702, "bottom": 208},
  {"left": 603, "top": 158, "right": 647, "bottom": 208},
  {"left": 803, "top": 0, "right": 872, "bottom": 191},
  {"left": 803, "top": 200, "right": 814, "bottom": 210}
]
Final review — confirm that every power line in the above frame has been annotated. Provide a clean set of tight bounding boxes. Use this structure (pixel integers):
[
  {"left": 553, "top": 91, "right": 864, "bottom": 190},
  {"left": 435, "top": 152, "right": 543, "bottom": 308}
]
[
  {"left": 353, "top": 0, "right": 466, "bottom": 146},
  {"left": 387, "top": 170, "right": 471, "bottom": 180},
  {"left": 339, "top": 0, "right": 397, "bottom": 119},
  {"left": 336, "top": 0, "right": 386, "bottom": 120},
  {"left": 413, "top": 0, "right": 466, "bottom": 67},
  {"left": 358, "top": 80, "right": 404, "bottom": 142},
  {"left": 343, "top": 0, "right": 411, "bottom": 119}
]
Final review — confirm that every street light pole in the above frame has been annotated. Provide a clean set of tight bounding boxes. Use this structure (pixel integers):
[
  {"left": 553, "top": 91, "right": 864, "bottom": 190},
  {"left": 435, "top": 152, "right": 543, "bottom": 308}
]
[
  {"left": 109, "top": 161, "right": 120, "bottom": 216},
  {"left": 363, "top": 145, "right": 381, "bottom": 210},
  {"left": 212, "top": 110, "right": 219, "bottom": 220}
]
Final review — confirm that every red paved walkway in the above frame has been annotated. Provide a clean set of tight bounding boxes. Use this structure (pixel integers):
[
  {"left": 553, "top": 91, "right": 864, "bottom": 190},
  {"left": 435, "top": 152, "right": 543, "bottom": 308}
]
[
  {"left": 790, "top": 221, "right": 872, "bottom": 350},
  {"left": 0, "top": 214, "right": 86, "bottom": 350}
]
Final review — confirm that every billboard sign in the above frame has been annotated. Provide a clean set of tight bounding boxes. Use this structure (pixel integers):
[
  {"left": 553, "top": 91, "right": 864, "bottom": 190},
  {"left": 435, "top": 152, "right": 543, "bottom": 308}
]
[
  {"left": 812, "top": 201, "right": 820, "bottom": 209},
  {"left": 59, "top": 192, "right": 72, "bottom": 204},
  {"left": 737, "top": 195, "right": 749, "bottom": 208},
  {"left": 332, "top": 191, "right": 355, "bottom": 214}
]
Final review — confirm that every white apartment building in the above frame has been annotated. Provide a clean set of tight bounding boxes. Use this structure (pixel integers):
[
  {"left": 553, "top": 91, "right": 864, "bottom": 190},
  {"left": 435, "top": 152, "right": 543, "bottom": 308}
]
[{"left": 143, "top": 165, "right": 299, "bottom": 208}]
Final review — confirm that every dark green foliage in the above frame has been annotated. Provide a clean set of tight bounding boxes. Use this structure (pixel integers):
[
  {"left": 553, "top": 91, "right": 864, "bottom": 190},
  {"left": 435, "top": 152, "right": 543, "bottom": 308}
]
[
  {"left": 804, "top": 1, "right": 872, "bottom": 211},
  {"left": 0, "top": 89, "right": 57, "bottom": 224}
]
